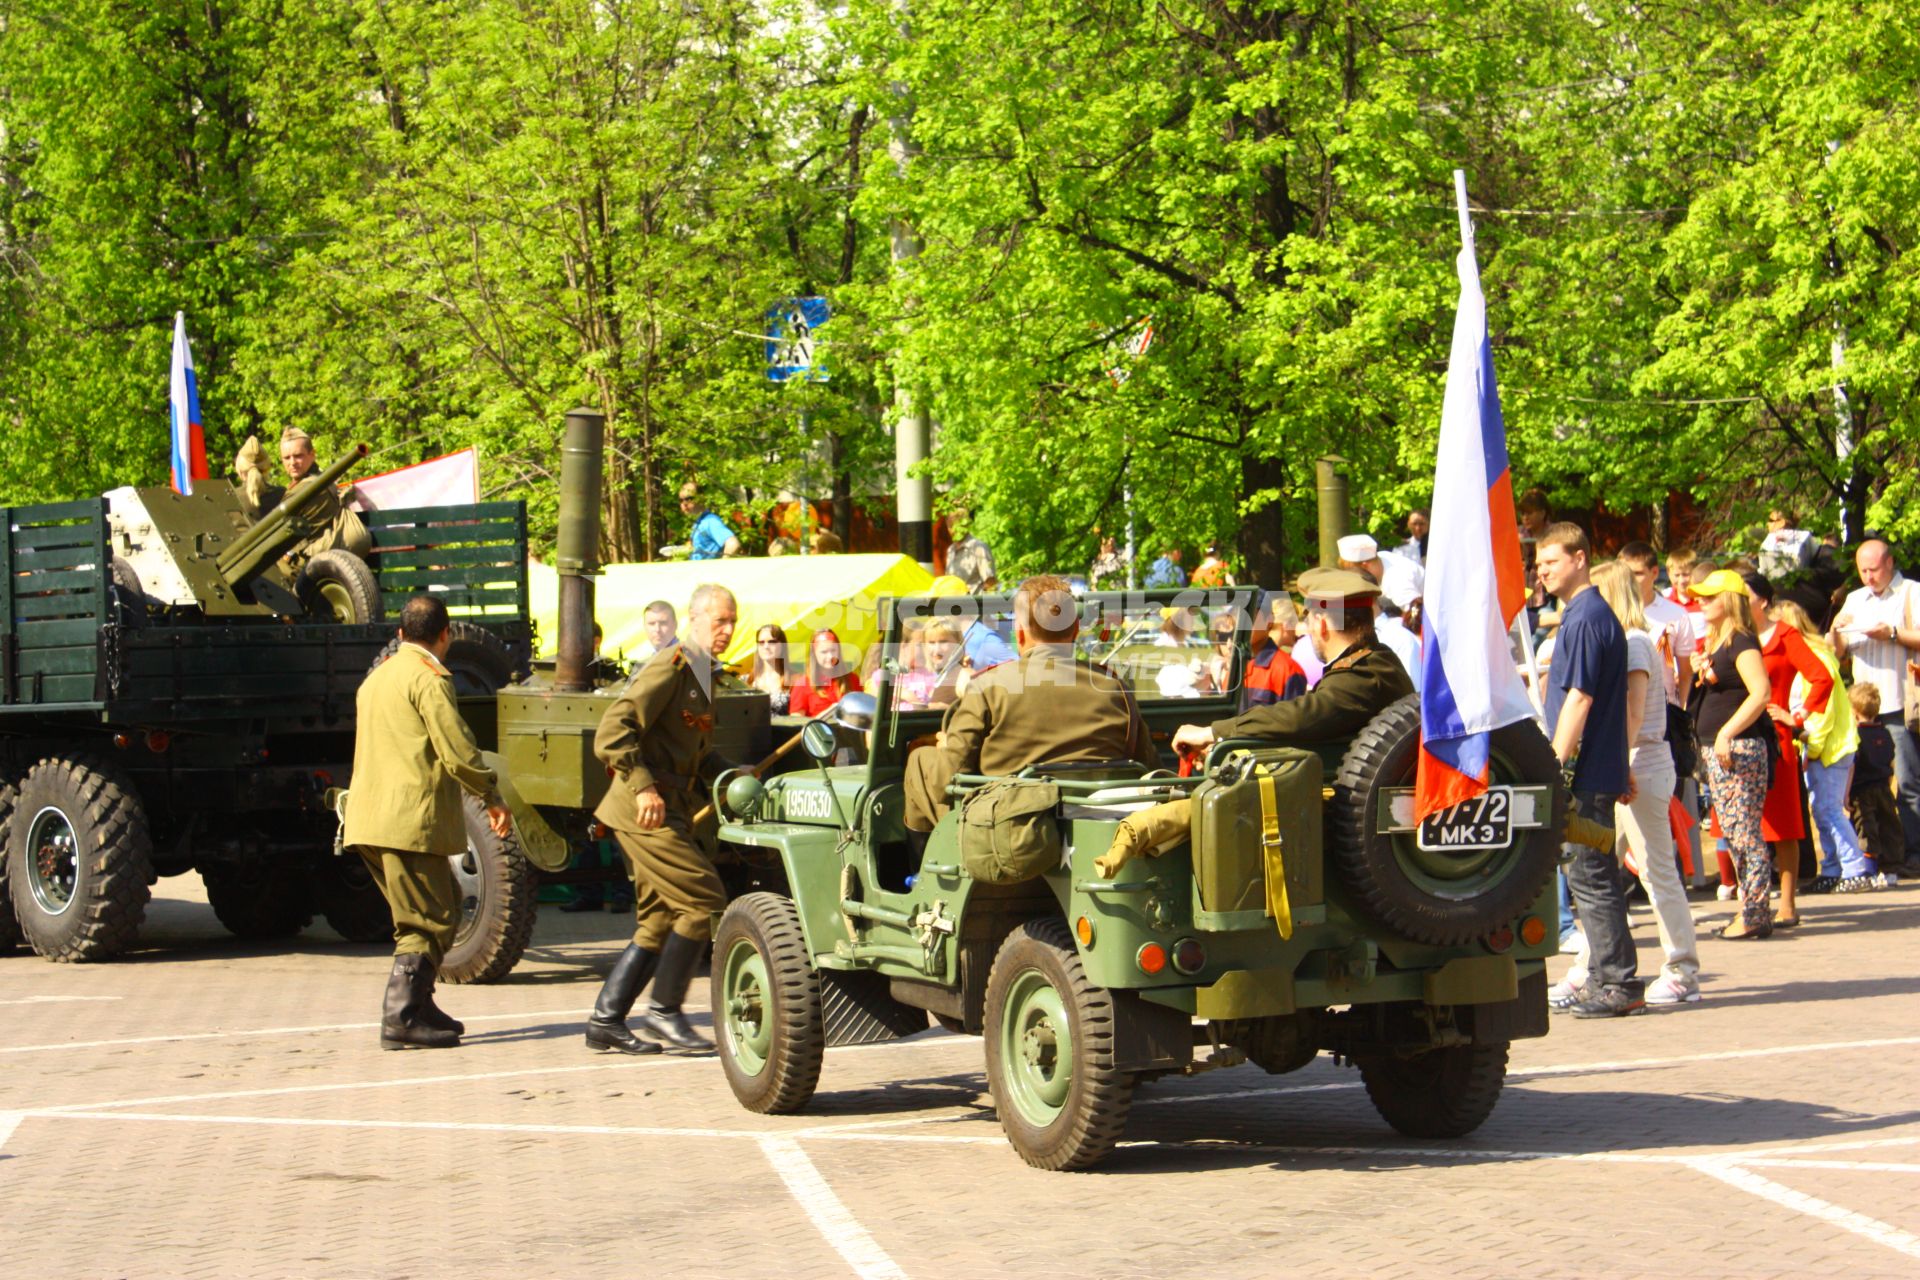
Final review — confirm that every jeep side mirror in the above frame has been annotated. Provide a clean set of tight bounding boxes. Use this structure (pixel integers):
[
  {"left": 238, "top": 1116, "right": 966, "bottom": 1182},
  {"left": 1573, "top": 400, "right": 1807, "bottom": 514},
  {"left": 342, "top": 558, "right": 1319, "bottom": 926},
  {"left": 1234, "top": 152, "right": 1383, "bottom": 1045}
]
[
  {"left": 833, "top": 690, "right": 877, "bottom": 732},
  {"left": 801, "top": 719, "right": 838, "bottom": 762}
]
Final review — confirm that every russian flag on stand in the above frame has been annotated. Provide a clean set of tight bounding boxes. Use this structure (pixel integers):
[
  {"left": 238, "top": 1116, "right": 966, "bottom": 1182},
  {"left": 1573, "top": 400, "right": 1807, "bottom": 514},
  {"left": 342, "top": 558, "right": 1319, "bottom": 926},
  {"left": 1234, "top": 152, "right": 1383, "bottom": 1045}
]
[
  {"left": 169, "top": 311, "right": 208, "bottom": 495},
  {"left": 1415, "top": 172, "right": 1536, "bottom": 822}
]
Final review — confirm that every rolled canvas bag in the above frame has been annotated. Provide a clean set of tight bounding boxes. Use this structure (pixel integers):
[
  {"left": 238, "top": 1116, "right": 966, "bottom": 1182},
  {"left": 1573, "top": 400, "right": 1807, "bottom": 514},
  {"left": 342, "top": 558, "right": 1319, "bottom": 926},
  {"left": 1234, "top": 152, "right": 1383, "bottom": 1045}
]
[{"left": 958, "top": 779, "right": 1062, "bottom": 883}]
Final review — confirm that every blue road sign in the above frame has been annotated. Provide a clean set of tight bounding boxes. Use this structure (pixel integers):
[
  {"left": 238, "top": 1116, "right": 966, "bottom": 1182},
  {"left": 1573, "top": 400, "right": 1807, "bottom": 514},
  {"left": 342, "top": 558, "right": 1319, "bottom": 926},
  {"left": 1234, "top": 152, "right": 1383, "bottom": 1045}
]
[{"left": 766, "top": 296, "right": 831, "bottom": 383}]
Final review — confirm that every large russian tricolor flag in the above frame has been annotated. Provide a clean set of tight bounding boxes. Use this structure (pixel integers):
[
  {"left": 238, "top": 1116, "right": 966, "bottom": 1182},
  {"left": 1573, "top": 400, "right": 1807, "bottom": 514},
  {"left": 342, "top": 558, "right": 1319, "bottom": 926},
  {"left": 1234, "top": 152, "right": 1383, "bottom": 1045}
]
[
  {"left": 1415, "top": 173, "right": 1535, "bottom": 822},
  {"left": 169, "top": 311, "right": 208, "bottom": 495}
]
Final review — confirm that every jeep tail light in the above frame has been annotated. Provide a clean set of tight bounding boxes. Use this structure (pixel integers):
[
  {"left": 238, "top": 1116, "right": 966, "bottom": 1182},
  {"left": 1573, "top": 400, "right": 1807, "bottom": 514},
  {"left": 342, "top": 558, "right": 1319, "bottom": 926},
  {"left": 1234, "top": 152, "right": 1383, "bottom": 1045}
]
[
  {"left": 1170, "top": 938, "right": 1205, "bottom": 975},
  {"left": 1484, "top": 925, "right": 1515, "bottom": 954},
  {"left": 1135, "top": 942, "right": 1167, "bottom": 975},
  {"left": 1075, "top": 916, "right": 1094, "bottom": 947},
  {"left": 1519, "top": 915, "right": 1547, "bottom": 948}
]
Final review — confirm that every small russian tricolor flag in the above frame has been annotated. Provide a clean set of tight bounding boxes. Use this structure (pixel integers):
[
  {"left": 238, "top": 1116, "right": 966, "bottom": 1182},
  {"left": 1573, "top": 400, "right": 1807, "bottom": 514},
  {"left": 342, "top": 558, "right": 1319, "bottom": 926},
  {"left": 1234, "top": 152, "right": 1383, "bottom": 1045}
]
[
  {"left": 1415, "top": 173, "right": 1537, "bottom": 822},
  {"left": 169, "top": 311, "right": 208, "bottom": 495}
]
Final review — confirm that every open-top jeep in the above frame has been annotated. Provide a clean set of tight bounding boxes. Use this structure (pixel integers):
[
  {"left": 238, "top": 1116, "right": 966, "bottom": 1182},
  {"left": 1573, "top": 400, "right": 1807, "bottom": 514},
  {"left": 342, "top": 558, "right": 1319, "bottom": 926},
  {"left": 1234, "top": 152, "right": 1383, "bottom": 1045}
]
[{"left": 708, "top": 589, "right": 1566, "bottom": 1170}]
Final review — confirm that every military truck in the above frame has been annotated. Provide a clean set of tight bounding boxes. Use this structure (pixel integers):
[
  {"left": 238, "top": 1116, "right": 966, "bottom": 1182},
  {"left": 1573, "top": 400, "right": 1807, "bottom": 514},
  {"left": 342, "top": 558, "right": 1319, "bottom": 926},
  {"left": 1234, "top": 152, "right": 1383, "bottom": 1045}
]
[
  {"left": 704, "top": 591, "right": 1566, "bottom": 1169},
  {"left": 0, "top": 465, "right": 536, "bottom": 977}
]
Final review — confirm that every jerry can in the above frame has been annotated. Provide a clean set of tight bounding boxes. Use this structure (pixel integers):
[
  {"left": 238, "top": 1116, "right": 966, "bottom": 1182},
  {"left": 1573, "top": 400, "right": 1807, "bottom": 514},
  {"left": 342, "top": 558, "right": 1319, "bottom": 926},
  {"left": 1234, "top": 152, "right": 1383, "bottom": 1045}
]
[{"left": 1189, "top": 748, "right": 1324, "bottom": 915}]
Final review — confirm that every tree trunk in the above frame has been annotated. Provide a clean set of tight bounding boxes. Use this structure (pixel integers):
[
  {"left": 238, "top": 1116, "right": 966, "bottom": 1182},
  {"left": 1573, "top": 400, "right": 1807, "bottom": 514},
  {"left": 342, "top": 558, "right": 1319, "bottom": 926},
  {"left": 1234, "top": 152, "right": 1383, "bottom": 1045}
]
[{"left": 1238, "top": 451, "right": 1289, "bottom": 587}]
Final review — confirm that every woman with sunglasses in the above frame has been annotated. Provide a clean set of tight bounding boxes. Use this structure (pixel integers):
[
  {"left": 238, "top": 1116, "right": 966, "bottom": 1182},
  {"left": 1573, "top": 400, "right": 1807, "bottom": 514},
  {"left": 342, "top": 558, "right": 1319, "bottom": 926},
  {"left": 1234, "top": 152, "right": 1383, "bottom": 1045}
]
[{"left": 748, "top": 624, "right": 792, "bottom": 714}]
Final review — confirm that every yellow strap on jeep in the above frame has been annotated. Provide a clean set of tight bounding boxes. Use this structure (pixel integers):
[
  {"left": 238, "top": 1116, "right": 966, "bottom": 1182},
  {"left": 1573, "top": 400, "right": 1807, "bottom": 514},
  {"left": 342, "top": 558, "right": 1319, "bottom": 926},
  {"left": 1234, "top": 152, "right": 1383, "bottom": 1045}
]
[{"left": 1258, "top": 771, "right": 1293, "bottom": 940}]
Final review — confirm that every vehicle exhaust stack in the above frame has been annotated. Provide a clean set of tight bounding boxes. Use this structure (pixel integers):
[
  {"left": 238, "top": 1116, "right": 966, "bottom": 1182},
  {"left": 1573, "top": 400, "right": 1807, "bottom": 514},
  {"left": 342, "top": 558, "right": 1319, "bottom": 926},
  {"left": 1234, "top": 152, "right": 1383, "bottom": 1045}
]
[
  {"left": 1315, "top": 455, "right": 1350, "bottom": 569},
  {"left": 554, "top": 407, "right": 604, "bottom": 693}
]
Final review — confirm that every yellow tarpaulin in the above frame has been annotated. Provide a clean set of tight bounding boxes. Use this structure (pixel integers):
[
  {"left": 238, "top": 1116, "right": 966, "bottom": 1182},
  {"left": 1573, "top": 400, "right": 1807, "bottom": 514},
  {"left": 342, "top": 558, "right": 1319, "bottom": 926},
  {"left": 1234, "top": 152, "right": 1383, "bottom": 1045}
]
[{"left": 527, "top": 553, "right": 935, "bottom": 672}]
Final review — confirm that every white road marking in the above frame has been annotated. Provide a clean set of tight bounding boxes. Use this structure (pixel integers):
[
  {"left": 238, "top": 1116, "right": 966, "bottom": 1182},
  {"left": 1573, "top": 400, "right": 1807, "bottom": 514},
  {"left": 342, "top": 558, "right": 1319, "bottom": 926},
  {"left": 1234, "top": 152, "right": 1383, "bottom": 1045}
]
[
  {"left": 758, "top": 1136, "right": 912, "bottom": 1280},
  {"left": 0, "top": 1007, "right": 590, "bottom": 1054},
  {"left": 1690, "top": 1158, "right": 1920, "bottom": 1261},
  {"left": 0, "top": 1111, "right": 21, "bottom": 1152},
  {"left": 0, "top": 995, "right": 123, "bottom": 1006},
  {"left": 52, "top": 1110, "right": 755, "bottom": 1141},
  {"left": 1741, "top": 1159, "right": 1920, "bottom": 1174}
]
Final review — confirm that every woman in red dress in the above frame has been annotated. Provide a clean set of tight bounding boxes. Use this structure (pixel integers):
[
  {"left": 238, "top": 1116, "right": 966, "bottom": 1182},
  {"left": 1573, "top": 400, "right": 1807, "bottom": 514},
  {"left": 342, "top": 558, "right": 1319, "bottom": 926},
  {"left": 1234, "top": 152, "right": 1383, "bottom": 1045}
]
[
  {"left": 1744, "top": 573, "right": 1833, "bottom": 927},
  {"left": 790, "top": 628, "right": 863, "bottom": 717}
]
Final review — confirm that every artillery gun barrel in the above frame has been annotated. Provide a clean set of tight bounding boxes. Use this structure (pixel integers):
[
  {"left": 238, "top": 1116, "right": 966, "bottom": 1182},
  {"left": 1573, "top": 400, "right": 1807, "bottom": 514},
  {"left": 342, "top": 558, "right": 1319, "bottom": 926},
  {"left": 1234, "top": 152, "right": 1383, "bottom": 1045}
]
[
  {"left": 553, "top": 408, "right": 605, "bottom": 693},
  {"left": 216, "top": 442, "right": 370, "bottom": 586}
]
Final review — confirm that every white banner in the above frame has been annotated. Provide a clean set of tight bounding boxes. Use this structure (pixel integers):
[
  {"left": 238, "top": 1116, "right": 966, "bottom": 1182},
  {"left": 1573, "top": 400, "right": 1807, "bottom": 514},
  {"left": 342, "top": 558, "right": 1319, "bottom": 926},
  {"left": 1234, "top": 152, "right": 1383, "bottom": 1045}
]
[{"left": 347, "top": 448, "right": 480, "bottom": 511}]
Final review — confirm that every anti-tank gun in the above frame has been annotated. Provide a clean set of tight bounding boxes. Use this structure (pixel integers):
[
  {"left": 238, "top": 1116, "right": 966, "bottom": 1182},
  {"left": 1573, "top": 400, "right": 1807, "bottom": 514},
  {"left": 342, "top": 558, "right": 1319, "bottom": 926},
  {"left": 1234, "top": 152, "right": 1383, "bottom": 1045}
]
[{"left": 104, "top": 444, "right": 382, "bottom": 625}]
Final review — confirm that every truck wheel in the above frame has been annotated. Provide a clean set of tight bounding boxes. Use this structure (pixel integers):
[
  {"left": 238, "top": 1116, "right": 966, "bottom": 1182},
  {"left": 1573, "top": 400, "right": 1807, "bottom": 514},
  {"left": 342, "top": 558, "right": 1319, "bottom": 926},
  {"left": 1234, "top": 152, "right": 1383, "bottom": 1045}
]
[
  {"left": 439, "top": 793, "right": 537, "bottom": 984},
  {"left": 297, "top": 549, "right": 383, "bottom": 625},
  {"left": 201, "top": 862, "right": 312, "bottom": 940},
  {"left": 312, "top": 856, "right": 394, "bottom": 944},
  {"left": 1330, "top": 694, "right": 1564, "bottom": 947},
  {"left": 714, "top": 892, "right": 824, "bottom": 1114},
  {"left": 3, "top": 755, "right": 152, "bottom": 962},
  {"left": 0, "top": 778, "right": 21, "bottom": 954},
  {"left": 1356, "top": 1040, "right": 1510, "bottom": 1138},
  {"left": 984, "top": 918, "right": 1135, "bottom": 1171},
  {"left": 368, "top": 621, "right": 515, "bottom": 696}
]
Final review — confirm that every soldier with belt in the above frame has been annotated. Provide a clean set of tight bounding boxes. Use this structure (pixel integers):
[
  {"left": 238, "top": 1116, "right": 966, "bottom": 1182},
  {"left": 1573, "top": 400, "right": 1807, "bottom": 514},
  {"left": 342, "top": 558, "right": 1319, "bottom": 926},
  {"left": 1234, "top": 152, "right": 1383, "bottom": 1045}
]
[
  {"left": 903, "top": 574, "right": 1159, "bottom": 839},
  {"left": 583, "top": 583, "right": 739, "bottom": 1054},
  {"left": 345, "top": 594, "right": 513, "bottom": 1050},
  {"left": 1172, "top": 567, "right": 1413, "bottom": 757}
]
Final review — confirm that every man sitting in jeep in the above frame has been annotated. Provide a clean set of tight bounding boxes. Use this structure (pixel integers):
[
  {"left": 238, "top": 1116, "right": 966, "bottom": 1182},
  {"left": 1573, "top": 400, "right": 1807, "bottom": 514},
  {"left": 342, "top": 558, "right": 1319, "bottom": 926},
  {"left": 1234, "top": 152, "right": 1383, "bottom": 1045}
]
[
  {"left": 1172, "top": 566, "right": 1412, "bottom": 757},
  {"left": 903, "top": 574, "right": 1160, "bottom": 848}
]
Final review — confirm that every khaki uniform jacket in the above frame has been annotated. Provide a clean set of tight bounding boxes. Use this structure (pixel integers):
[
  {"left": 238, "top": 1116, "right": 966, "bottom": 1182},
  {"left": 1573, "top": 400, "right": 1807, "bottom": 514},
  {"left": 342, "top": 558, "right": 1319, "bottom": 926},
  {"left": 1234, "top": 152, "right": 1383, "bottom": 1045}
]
[
  {"left": 593, "top": 645, "right": 730, "bottom": 834},
  {"left": 936, "top": 643, "right": 1160, "bottom": 777},
  {"left": 1209, "top": 638, "right": 1413, "bottom": 745},
  {"left": 256, "top": 476, "right": 372, "bottom": 559},
  {"left": 345, "top": 643, "right": 501, "bottom": 854}
]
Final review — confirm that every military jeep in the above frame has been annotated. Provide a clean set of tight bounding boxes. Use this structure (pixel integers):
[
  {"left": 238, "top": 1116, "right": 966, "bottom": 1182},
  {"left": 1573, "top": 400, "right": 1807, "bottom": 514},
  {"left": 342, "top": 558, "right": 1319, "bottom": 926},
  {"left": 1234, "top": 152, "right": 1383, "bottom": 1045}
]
[{"left": 708, "top": 589, "right": 1566, "bottom": 1170}]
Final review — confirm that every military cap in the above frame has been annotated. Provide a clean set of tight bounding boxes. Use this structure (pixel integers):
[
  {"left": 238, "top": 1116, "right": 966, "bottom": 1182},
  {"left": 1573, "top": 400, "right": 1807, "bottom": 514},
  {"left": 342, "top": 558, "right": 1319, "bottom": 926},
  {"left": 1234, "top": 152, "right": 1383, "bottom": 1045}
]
[
  {"left": 279, "top": 425, "right": 312, "bottom": 446},
  {"left": 1297, "top": 566, "right": 1382, "bottom": 624},
  {"left": 1335, "top": 533, "right": 1380, "bottom": 563}
]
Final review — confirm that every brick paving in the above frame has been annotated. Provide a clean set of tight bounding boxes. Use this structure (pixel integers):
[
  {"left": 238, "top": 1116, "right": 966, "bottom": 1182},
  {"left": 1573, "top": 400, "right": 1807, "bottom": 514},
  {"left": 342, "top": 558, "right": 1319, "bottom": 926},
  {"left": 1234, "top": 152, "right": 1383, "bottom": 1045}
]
[{"left": 4, "top": 877, "right": 1920, "bottom": 1278}]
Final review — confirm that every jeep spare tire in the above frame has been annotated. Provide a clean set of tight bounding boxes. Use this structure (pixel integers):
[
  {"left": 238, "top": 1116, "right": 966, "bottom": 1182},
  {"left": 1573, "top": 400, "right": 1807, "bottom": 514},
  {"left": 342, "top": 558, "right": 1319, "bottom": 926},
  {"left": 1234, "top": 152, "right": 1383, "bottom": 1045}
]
[{"left": 1329, "top": 694, "right": 1564, "bottom": 947}]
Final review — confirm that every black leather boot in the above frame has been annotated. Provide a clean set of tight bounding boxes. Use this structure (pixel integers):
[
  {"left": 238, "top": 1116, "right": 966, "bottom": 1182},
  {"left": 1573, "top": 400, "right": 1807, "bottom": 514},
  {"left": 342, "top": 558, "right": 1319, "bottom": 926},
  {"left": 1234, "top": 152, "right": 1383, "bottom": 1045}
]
[
  {"left": 381, "top": 955, "right": 460, "bottom": 1050},
  {"left": 632, "top": 932, "right": 713, "bottom": 1052},
  {"left": 413, "top": 956, "right": 464, "bottom": 1035},
  {"left": 585, "top": 944, "right": 663, "bottom": 1055}
]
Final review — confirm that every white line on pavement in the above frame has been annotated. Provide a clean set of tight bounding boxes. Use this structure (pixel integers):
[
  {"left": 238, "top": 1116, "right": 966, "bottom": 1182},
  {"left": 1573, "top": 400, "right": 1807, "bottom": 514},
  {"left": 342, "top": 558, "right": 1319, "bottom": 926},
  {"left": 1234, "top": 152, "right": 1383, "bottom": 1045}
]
[
  {"left": 759, "top": 1137, "right": 913, "bottom": 1280},
  {"left": 1741, "top": 1159, "right": 1920, "bottom": 1174},
  {"left": 1689, "top": 1158, "right": 1920, "bottom": 1261},
  {"left": 0, "top": 1008, "right": 589, "bottom": 1054},
  {"left": 0, "top": 995, "right": 123, "bottom": 1006},
  {"left": 0, "top": 1111, "right": 21, "bottom": 1153}
]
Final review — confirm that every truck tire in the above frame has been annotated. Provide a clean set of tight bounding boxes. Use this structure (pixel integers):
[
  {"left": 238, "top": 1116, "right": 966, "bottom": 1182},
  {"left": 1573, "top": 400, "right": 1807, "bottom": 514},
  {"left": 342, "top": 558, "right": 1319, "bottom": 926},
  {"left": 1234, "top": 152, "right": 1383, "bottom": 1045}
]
[
  {"left": 439, "top": 793, "right": 537, "bottom": 984},
  {"left": 0, "top": 778, "right": 21, "bottom": 955},
  {"left": 714, "top": 892, "right": 825, "bottom": 1114},
  {"left": 1356, "top": 1039, "right": 1509, "bottom": 1138},
  {"left": 109, "top": 557, "right": 148, "bottom": 629},
  {"left": 1329, "top": 694, "right": 1564, "bottom": 947},
  {"left": 297, "top": 549, "right": 383, "bottom": 625},
  {"left": 201, "top": 862, "right": 313, "bottom": 940},
  {"left": 984, "top": 918, "right": 1135, "bottom": 1171},
  {"left": 4, "top": 755, "right": 152, "bottom": 963},
  {"left": 369, "top": 621, "right": 516, "bottom": 697},
  {"left": 312, "top": 856, "right": 394, "bottom": 944}
]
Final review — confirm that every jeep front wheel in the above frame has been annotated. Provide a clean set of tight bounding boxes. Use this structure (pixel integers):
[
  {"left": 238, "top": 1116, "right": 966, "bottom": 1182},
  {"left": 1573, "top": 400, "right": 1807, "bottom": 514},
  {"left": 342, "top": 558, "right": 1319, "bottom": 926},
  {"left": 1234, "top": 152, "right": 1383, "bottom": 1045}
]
[
  {"left": 984, "top": 918, "right": 1134, "bottom": 1171},
  {"left": 714, "top": 893, "right": 824, "bottom": 1114},
  {"left": 1356, "top": 1040, "right": 1509, "bottom": 1138}
]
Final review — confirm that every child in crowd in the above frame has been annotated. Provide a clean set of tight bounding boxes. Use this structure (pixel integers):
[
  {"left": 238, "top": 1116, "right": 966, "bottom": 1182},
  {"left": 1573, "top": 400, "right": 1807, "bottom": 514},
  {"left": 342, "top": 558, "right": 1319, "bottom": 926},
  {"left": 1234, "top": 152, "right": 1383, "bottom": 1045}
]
[{"left": 1847, "top": 683, "right": 1902, "bottom": 888}]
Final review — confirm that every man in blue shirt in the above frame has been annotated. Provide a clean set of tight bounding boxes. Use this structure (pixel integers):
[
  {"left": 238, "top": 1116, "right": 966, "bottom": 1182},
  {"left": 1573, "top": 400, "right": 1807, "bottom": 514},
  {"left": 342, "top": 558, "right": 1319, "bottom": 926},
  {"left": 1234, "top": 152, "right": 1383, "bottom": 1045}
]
[
  {"left": 1536, "top": 522, "right": 1640, "bottom": 1018},
  {"left": 677, "top": 482, "right": 741, "bottom": 560},
  {"left": 1144, "top": 545, "right": 1187, "bottom": 589}
]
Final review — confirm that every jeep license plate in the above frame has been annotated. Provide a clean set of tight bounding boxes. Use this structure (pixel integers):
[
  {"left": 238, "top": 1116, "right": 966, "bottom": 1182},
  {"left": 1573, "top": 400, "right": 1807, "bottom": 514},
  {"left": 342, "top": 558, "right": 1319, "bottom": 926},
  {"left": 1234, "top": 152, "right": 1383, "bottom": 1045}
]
[{"left": 1416, "top": 787, "right": 1514, "bottom": 852}]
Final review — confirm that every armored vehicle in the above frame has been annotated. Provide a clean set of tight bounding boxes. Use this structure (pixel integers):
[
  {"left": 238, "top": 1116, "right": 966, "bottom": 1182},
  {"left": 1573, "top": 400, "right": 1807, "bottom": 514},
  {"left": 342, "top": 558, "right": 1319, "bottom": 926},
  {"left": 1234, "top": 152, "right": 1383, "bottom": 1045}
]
[
  {"left": 0, "top": 478, "right": 535, "bottom": 975},
  {"left": 704, "top": 591, "right": 1565, "bottom": 1169}
]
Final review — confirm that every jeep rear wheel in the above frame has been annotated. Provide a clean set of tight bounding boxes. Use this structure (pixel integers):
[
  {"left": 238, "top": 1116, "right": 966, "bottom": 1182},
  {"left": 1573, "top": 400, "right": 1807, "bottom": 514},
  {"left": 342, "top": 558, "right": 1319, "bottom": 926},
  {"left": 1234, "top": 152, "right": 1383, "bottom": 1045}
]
[
  {"left": 1330, "top": 694, "right": 1564, "bottom": 947},
  {"left": 984, "top": 918, "right": 1134, "bottom": 1171},
  {"left": 1356, "top": 1040, "right": 1509, "bottom": 1139},
  {"left": 714, "top": 893, "right": 824, "bottom": 1114}
]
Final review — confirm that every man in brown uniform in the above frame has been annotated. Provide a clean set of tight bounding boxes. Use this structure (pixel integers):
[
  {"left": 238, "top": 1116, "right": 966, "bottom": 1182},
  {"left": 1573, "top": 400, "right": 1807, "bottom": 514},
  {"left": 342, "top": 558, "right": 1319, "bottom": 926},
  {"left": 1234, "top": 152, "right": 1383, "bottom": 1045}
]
[
  {"left": 903, "top": 574, "right": 1159, "bottom": 838},
  {"left": 345, "top": 594, "right": 512, "bottom": 1050},
  {"left": 584, "top": 583, "right": 738, "bottom": 1054},
  {"left": 1172, "top": 567, "right": 1413, "bottom": 757},
  {"left": 267, "top": 425, "right": 372, "bottom": 560}
]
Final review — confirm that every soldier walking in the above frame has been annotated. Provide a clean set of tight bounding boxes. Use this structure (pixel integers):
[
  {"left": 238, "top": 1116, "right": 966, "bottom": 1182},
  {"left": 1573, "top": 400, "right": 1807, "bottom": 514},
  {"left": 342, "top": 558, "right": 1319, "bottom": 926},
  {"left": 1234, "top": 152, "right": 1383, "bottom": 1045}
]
[
  {"left": 584, "top": 584, "right": 739, "bottom": 1055},
  {"left": 346, "top": 594, "right": 513, "bottom": 1050}
]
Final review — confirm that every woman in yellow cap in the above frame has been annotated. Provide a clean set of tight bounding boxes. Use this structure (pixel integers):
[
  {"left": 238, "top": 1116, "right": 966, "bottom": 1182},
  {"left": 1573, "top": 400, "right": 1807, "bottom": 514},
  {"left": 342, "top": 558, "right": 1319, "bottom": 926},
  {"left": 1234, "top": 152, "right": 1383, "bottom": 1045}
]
[{"left": 1687, "top": 570, "right": 1778, "bottom": 939}]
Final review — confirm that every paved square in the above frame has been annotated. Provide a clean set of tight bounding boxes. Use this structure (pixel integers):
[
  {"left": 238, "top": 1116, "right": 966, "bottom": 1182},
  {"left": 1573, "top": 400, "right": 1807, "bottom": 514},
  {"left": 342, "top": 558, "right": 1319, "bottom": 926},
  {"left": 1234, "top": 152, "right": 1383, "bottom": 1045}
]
[{"left": 4, "top": 878, "right": 1920, "bottom": 1278}]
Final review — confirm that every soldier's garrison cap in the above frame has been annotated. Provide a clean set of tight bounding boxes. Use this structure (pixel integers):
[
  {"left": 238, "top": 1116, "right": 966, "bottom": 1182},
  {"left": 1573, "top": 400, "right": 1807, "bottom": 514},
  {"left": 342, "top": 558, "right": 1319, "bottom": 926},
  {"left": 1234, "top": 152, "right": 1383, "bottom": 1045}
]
[{"left": 279, "top": 425, "right": 311, "bottom": 446}]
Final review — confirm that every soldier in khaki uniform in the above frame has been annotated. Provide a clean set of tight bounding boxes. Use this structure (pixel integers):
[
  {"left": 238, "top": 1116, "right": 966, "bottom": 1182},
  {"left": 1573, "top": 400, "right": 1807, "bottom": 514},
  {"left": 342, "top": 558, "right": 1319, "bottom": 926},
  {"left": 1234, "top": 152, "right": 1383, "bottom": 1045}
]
[
  {"left": 583, "top": 583, "right": 739, "bottom": 1055},
  {"left": 345, "top": 594, "right": 512, "bottom": 1050},
  {"left": 259, "top": 425, "right": 372, "bottom": 560},
  {"left": 904, "top": 574, "right": 1159, "bottom": 837},
  {"left": 1173, "top": 567, "right": 1413, "bottom": 757}
]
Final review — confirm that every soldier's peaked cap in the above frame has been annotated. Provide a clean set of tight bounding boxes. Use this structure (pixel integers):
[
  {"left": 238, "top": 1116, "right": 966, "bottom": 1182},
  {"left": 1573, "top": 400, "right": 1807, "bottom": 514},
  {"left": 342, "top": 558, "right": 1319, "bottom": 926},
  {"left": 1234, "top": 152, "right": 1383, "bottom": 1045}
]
[{"left": 1297, "top": 566, "right": 1381, "bottom": 616}]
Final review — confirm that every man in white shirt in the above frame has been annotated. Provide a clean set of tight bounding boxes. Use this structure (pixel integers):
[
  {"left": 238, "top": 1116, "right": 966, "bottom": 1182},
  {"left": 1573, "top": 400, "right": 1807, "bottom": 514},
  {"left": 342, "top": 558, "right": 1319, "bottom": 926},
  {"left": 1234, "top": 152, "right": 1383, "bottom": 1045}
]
[
  {"left": 627, "top": 600, "right": 679, "bottom": 665},
  {"left": 1396, "top": 508, "right": 1429, "bottom": 568},
  {"left": 1832, "top": 539, "right": 1920, "bottom": 862},
  {"left": 1337, "top": 533, "right": 1425, "bottom": 612},
  {"left": 1621, "top": 541, "right": 1694, "bottom": 706}
]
